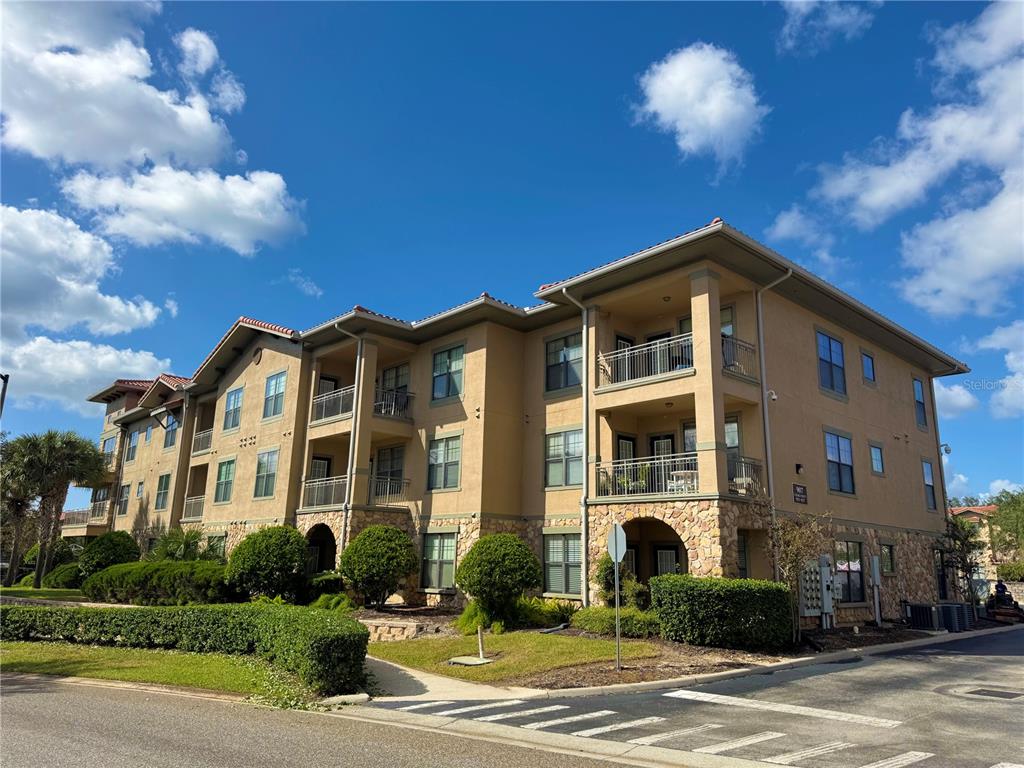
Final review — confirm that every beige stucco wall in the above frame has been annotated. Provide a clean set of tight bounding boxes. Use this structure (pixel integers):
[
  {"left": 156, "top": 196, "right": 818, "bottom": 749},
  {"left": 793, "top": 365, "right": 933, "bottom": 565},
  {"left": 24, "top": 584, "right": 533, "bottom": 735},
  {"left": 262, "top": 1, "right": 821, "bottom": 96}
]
[{"left": 112, "top": 412, "right": 183, "bottom": 547}]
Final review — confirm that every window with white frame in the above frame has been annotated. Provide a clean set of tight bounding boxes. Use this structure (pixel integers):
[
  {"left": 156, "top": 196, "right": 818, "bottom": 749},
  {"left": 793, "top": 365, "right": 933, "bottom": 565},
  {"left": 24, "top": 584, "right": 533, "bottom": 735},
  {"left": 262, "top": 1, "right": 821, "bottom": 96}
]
[
  {"left": 117, "top": 483, "right": 130, "bottom": 515},
  {"left": 913, "top": 378, "right": 928, "bottom": 427},
  {"left": 215, "top": 459, "right": 235, "bottom": 503},
  {"left": 545, "top": 332, "right": 582, "bottom": 392},
  {"left": 421, "top": 532, "right": 456, "bottom": 589},
  {"left": 432, "top": 346, "right": 464, "bottom": 400},
  {"left": 825, "top": 431, "right": 855, "bottom": 494},
  {"left": 125, "top": 430, "right": 139, "bottom": 462},
  {"left": 155, "top": 474, "right": 171, "bottom": 510},
  {"left": 544, "top": 533, "right": 581, "bottom": 594},
  {"left": 263, "top": 372, "right": 286, "bottom": 419},
  {"left": 427, "top": 436, "right": 461, "bottom": 490},
  {"left": 545, "top": 430, "right": 583, "bottom": 487},
  {"left": 163, "top": 412, "right": 178, "bottom": 448},
  {"left": 861, "top": 352, "right": 875, "bottom": 382},
  {"left": 870, "top": 444, "right": 885, "bottom": 475},
  {"left": 254, "top": 449, "right": 279, "bottom": 498},
  {"left": 224, "top": 387, "right": 244, "bottom": 430},
  {"left": 380, "top": 363, "right": 410, "bottom": 392},
  {"left": 136, "top": 480, "right": 144, "bottom": 499},
  {"left": 880, "top": 543, "right": 895, "bottom": 574},
  {"left": 922, "top": 460, "right": 937, "bottom": 510}
]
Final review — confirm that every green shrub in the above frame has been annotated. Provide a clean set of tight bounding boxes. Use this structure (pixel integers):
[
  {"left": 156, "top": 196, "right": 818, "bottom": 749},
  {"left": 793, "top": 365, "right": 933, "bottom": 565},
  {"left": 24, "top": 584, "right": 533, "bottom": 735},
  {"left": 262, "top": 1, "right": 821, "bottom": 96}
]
[
  {"left": 41, "top": 562, "right": 83, "bottom": 589},
  {"left": 570, "top": 606, "right": 661, "bottom": 638},
  {"left": 148, "top": 528, "right": 219, "bottom": 562},
  {"left": 454, "top": 599, "right": 489, "bottom": 634},
  {"left": 308, "top": 593, "right": 356, "bottom": 612},
  {"left": 996, "top": 561, "right": 1024, "bottom": 582},
  {"left": 0, "top": 603, "right": 368, "bottom": 695},
  {"left": 595, "top": 552, "right": 648, "bottom": 608},
  {"left": 23, "top": 539, "right": 77, "bottom": 570},
  {"left": 225, "top": 526, "right": 307, "bottom": 601},
  {"left": 454, "top": 534, "right": 542, "bottom": 625},
  {"left": 515, "top": 596, "right": 579, "bottom": 628},
  {"left": 307, "top": 571, "right": 345, "bottom": 602},
  {"left": 338, "top": 525, "right": 417, "bottom": 609},
  {"left": 17, "top": 573, "right": 35, "bottom": 587},
  {"left": 651, "top": 574, "right": 791, "bottom": 651},
  {"left": 79, "top": 532, "right": 140, "bottom": 580},
  {"left": 623, "top": 579, "right": 650, "bottom": 610},
  {"left": 81, "top": 561, "right": 238, "bottom": 605}
]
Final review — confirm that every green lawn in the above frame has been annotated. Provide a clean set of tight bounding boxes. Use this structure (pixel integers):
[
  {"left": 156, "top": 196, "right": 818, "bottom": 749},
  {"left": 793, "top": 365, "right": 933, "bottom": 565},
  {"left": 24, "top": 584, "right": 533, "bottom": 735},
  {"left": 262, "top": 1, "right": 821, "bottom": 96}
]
[
  {"left": 0, "top": 587, "right": 88, "bottom": 602},
  {"left": 0, "top": 641, "right": 314, "bottom": 707},
  {"left": 368, "top": 631, "right": 659, "bottom": 683}
]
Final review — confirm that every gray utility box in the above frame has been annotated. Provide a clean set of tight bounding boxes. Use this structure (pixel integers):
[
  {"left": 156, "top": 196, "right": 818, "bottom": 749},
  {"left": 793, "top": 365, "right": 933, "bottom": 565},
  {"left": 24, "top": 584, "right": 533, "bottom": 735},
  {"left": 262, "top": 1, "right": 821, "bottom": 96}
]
[
  {"left": 939, "top": 604, "right": 964, "bottom": 632},
  {"left": 906, "top": 603, "right": 941, "bottom": 630}
]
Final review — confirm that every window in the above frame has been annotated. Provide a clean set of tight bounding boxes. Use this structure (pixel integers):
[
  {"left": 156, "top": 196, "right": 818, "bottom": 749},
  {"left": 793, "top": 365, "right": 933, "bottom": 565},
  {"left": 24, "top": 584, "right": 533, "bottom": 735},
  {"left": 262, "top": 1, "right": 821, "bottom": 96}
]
[
  {"left": 544, "top": 533, "right": 582, "bottom": 594},
  {"left": 421, "top": 532, "right": 456, "bottom": 589},
  {"left": 825, "top": 431, "right": 855, "bottom": 494},
  {"left": 254, "top": 449, "right": 279, "bottom": 498},
  {"left": 545, "top": 332, "right": 582, "bottom": 391},
  {"left": 155, "top": 474, "right": 171, "bottom": 510},
  {"left": 224, "top": 387, "right": 244, "bottom": 430},
  {"left": 432, "top": 346, "right": 464, "bottom": 400},
  {"left": 545, "top": 430, "right": 583, "bottom": 487},
  {"left": 310, "top": 456, "right": 332, "bottom": 480},
  {"left": 145, "top": 425, "right": 153, "bottom": 443},
  {"left": 101, "top": 436, "right": 116, "bottom": 454},
  {"left": 880, "top": 544, "right": 895, "bottom": 574},
  {"left": 817, "top": 331, "right": 846, "bottom": 395},
  {"left": 870, "top": 444, "right": 885, "bottom": 475},
  {"left": 117, "top": 484, "right": 130, "bottom": 515},
  {"left": 861, "top": 352, "right": 875, "bottom": 382},
  {"left": 737, "top": 531, "right": 749, "bottom": 579},
  {"left": 922, "top": 460, "right": 937, "bottom": 510},
  {"left": 376, "top": 446, "right": 404, "bottom": 481},
  {"left": 380, "top": 363, "right": 410, "bottom": 392},
  {"left": 427, "top": 436, "right": 461, "bottom": 490},
  {"left": 214, "top": 459, "right": 235, "bottom": 503},
  {"left": 163, "top": 412, "right": 178, "bottom": 448},
  {"left": 206, "top": 535, "right": 226, "bottom": 559},
  {"left": 263, "top": 372, "right": 287, "bottom": 419},
  {"left": 136, "top": 481, "right": 144, "bottom": 499},
  {"left": 913, "top": 378, "right": 928, "bottom": 427},
  {"left": 125, "top": 430, "right": 139, "bottom": 461},
  {"left": 834, "top": 541, "right": 865, "bottom": 602}
]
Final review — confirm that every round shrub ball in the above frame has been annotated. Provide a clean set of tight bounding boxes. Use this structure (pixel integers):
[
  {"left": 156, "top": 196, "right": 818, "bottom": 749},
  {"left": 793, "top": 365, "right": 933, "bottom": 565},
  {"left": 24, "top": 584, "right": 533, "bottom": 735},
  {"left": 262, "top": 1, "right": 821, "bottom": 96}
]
[
  {"left": 338, "top": 525, "right": 417, "bottom": 609},
  {"left": 225, "top": 526, "right": 307, "bottom": 600},
  {"left": 41, "top": 562, "right": 83, "bottom": 589},
  {"left": 23, "top": 539, "right": 76, "bottom": 570},
  {"left": 78, "top": 531, "right": 141, "bottom": 580},
  {"left": 455, "top": 533, "right": 541, "bottom": 624}
]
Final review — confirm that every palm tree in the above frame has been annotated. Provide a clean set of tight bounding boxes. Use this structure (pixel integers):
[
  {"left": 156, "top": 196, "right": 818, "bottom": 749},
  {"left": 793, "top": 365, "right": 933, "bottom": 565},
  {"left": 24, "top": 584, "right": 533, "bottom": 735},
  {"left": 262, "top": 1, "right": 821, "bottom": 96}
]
[
  {"left": 1, "top": 434, "right": 38, "bottom": 586},
  {"left": 9, "top": 431, "right": 107, "bottom": 588}
]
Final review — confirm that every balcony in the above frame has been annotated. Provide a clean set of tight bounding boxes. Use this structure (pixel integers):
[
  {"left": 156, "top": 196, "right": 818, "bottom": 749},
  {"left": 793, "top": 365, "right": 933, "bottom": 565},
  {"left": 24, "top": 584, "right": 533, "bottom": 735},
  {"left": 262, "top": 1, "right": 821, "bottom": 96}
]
[
  {"left": 311, "top": 385, "right": 355, "bottom": 423},
  {"left": 722, "top": 337, "right": 758, "bottom": 380},
  {"left": 102, "top": 451, "right": 116, "bottom": 469},
  {"left": 598, "top": 333, "right": 694, "bottom": 388},
  {"left": 90, "top": 500, "right": 108, "bottom": 519},
  {"left": 301, "top": 475, "right": 348, "bottom": 509},
  {"left": 727, "top": 456, "right": 765, "bottom": 498},
  {"left": 182, "top": 495, "right": 205, "bottom": 520},
  {"left": 596, "top": 453, "right": 699, "bottom": 499},
  {"left": 373, "top": 388, "right": 413, "bottom": 419},
  {"left": 369, "top": 476, "right": 411, "bottom": 506},
  {"left": 62, "top": 508, "right": 92, "bottom": 527},
  {"left": 192, "top": 428, "right": 213, "bottom": 455}
]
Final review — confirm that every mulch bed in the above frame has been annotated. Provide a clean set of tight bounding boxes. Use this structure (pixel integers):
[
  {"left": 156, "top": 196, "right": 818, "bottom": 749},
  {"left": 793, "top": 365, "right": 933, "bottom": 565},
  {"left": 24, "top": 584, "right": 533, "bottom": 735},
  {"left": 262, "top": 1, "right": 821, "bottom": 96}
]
[{"left": 802, "top": 624, "right": 931, "bottom": 652}]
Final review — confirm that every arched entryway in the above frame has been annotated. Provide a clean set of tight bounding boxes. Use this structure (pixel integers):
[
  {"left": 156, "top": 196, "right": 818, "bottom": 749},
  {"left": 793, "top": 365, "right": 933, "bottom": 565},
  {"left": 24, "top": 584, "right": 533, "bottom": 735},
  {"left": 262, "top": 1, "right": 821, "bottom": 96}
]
[
  {"left": 306, "top": 523, "right": 337, "bottom": 574},
  {"left": 621, "top": 518, "right": 688, "bottom": 582}
]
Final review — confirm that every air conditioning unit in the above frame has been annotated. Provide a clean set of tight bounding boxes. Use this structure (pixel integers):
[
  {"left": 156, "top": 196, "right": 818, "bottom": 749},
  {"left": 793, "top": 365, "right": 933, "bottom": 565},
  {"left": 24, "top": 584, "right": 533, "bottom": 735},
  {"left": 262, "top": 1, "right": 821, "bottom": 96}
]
[
  {"left": 940, "top": 604, "right": 964, "bottom": 632},
  {"left": 906, "top": 603, "right": 940, "bottom": 630}
]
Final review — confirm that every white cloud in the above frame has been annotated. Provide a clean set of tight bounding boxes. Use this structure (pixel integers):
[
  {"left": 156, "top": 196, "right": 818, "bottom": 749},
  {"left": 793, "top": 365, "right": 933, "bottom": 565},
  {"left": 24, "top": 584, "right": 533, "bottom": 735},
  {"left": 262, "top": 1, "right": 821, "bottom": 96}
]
[
  {"left": 636, "top": 42, "right": 770, "bottom": 174},
  {"left": 930, "top": 1, "right": 1024, "bottom": 77},
  {"left": 988, "top": 478, "right": 1024, "bottom": 496},
  {"left": 764, "top": 204, "right": 845, "bottom": 276},
  {"left": 1, "top": 2, "right": 237, "bottom": 169},
  {"left": 0, "top": 206, "right": 161, "bottom": 345},
  {"left": 946, "top": 471, "right": 970, "bottom": 497},
  {"left": 4, "top": 336, "right": 169, "bottom": 417},
  {"left": 62, "top": 166, "right": 304, "bottom": 256},
  {"left": 211, "top": 70, "right": 246, "bottom": 114},
  {"left": 777, "top": 1, "right": 878, "bottom": 56},
  {"left": 975, "top": 320, "right": 1024, "bottom": 419},
  {"left": 175, "top": 28, "right": 218, "bottom": 78},
  {"left": 933, "top": 380, "right": 980, "bottom": 420},
  {"left": 164, "top": 298, "right": 180, "bottom": 318},
  {"left": 285, "top": 268, "right": 323, "bottom": 298}
]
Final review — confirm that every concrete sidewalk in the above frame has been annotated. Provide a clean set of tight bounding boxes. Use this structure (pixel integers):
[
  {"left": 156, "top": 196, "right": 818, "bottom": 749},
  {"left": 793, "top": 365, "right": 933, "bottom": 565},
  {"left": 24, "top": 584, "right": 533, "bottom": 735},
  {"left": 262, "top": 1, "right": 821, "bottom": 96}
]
[{"left": 366, "top": 657, "right": 545, "bottom": 702}]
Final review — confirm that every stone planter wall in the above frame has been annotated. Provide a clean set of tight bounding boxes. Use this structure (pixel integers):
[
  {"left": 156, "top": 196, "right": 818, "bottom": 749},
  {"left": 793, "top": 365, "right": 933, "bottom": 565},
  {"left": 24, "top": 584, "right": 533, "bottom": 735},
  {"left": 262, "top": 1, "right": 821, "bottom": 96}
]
[{"left": 359, "top": 618, "right": 425, "bottom": 642}]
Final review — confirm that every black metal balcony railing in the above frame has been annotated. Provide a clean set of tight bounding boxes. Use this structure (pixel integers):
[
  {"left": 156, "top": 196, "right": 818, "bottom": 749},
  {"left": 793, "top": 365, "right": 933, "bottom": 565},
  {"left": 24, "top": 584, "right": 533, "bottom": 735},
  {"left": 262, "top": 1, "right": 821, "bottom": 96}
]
[
  {"left": 311, "top": 385, "right": 355, "bottom": 423},
  {"left": 192, "top": 428, "right": 213, "bottom": 454},
  {"left": 369, "top": 476, "right": 411, "bottom": 505},
  {"left": 728, "top": 456, "right": 765, "bottom": 497},
  {"left": 302, "top": 475, "right": 348, "bottom": 509},
  {"left": 722, "top": 337, "right": 758, "bottom": 379},
  {"left": 62, "top": 508, "right": 92, "bottom": 527},
  {"left": 183, "top": 495, "right": 205, "bottom": 520},
  {"left": 373, "top": 388, "right": 414, "bottom": 419},
  {"left": 598, "top": 333, "right": 694, "bottom": 387},
  {"left": 596, "top": 452, "right": 699, "bottom": 498}
]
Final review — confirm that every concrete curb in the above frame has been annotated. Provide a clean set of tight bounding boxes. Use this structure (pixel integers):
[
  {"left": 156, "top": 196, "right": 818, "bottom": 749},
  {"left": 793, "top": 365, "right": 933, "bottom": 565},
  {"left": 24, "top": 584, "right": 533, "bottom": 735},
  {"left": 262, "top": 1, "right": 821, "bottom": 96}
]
[{"left": 1, "top": 671, "right": 247, "bottom": 703}]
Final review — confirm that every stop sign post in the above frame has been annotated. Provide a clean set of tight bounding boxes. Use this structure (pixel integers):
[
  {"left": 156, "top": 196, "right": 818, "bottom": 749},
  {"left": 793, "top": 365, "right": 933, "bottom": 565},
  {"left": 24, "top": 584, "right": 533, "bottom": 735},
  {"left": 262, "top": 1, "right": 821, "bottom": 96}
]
[{"left": 607, "top": 522, "right": 627, "bottom": 672}]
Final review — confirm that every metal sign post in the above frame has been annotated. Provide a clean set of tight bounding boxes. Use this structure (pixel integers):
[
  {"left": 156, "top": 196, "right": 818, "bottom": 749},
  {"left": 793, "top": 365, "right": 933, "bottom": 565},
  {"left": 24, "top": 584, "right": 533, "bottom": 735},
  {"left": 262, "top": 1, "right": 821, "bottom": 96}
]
[{"left": 607, "top": 522, "right": 627, "bottom": 673}]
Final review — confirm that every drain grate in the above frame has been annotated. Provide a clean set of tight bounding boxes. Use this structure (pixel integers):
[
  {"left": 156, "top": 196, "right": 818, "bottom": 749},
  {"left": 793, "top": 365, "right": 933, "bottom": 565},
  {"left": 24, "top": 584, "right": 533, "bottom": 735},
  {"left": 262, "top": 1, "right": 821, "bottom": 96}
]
[{"left": 966, "top": 688, "right": 1023, "bottom": 700}]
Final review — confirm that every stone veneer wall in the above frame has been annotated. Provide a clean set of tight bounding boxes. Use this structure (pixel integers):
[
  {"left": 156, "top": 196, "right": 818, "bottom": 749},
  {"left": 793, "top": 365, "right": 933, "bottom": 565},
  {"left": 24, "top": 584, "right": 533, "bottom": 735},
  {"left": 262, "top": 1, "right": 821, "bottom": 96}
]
[{"left": 181, "top": 519, "right": 278, "bottom": 553}]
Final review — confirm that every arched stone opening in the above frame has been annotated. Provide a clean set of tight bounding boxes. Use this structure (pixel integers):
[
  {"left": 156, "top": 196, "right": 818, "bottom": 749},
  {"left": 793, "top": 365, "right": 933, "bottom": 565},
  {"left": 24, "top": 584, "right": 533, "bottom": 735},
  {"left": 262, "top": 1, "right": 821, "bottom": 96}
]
[
  {"left": 621, "top": 517, "right": 688, "bottom": 583},
  {"left": 305, "top": 523, "right": 337, "bottom": 574}
]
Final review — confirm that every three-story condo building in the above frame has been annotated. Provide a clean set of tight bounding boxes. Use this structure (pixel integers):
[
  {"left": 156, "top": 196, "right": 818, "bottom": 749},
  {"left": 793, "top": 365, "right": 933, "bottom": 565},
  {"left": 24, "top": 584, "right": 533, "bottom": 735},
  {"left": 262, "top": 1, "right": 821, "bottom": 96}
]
[{"left": 66, "top": 218, "right": 967, "bottom": 622}]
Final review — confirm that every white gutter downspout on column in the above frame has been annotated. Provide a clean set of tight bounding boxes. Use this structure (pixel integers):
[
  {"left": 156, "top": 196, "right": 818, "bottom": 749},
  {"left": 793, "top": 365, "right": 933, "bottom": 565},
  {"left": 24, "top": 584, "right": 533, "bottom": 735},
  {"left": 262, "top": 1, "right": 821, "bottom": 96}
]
[
  {"left": 334, "top": 323, "right": 363, "bottom": 551},
  {"left": 562, "top": 288, "right": 590, "bottom": 606},
  {"left": 756, "top": 268, "right": 792, "bottom": 580}
]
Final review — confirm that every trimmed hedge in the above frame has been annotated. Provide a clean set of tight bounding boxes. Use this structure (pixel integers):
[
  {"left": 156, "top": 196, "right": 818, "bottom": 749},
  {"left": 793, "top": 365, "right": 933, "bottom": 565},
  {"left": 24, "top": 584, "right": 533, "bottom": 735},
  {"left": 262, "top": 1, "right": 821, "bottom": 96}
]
[
  {"left": 41, "top": 562, "right": 83, "bottom": 589},
  {"left": 996, "top": 561, "right": 1024, "bottom": 582},
  {"left": 226, "top": 526, "right": 307, "bottom": 600},
  {"left": 570, "top": 606, "right": 661, "bottom": 638},
  {"left": 0, "top": 603, "right": 369, "bottom": 695},
  {"left": 79, "top": 532, "right": 140, "bottom": 580},
  {"left": 82, "top": 561, "right": 238, "bottom": 605},
  {"left": 651, "top": 574, "right": 791, "bottom": 651}
]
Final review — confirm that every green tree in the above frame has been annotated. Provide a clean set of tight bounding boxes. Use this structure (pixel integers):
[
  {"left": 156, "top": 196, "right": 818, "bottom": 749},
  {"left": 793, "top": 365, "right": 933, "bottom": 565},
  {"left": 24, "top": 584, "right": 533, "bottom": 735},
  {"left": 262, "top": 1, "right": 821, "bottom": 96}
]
[
  {"left": 947, "top": 495, "right": 980, "bottom": 508},
  {"left": 225, "top": 526, "right": 307, "bottom": 600},
  {"left": 78, "top": 531, "right": 141, "bottom": 580},
  {"left": 147, "top": 528, "right": 218, "bottom": 562},
  {"left": 989, "top": 490, "right": 1024, "bottom": 559},
  {"left": 454, "top": 533, "right": 542, "bottom": 626},
  {"left": 1, "top": 433, "right": 38, "bottom": 587},
  {"left": 767, "top": 505, "right": 834, "bottom": 643},
  {"left": 946, "top": 515, "right": 986, "bottom": 606},
  {"left": 338, "top": 525, "right": 417, "bottom": 609}
]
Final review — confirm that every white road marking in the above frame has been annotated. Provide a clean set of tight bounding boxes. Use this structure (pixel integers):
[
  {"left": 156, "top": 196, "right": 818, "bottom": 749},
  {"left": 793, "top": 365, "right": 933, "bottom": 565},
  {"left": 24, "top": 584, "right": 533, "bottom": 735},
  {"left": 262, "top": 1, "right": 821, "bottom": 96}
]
[
  {"left": 475, "top": 705, "right": 569, "bottom": 722},
  {"left": 856, "top": 752, "right": 934, "bottom": 768},
  {"left": 665, "top": 689, "right": 903, "bottom": 729},
  {"left": 989, "top": 764, "right": 1024, "bottom": 768},
  {"left": 571, "top": 716, "right": 666, "bottom": 738},
  {"left": 765, "top": 741, "right": 856, "bottom": 765},
  {"left": 627, "top": 723, "right": 724, "bottom": 746},
  {"left": 396, "top": 700, "right": 455, "bottom": 711},
  {"left": 521, "top": 710, "right": 617, "bottom": 730},
  {"left": 694, "top": 731, "right": 786, "bottom": 754},
  {"left": 432, "top": 700, "right": 526, "bottom": 716}
]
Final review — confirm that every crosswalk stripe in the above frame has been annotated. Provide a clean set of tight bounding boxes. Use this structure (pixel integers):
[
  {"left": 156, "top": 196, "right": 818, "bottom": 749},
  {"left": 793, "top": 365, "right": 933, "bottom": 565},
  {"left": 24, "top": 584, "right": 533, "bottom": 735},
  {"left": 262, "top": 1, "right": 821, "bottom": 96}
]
[
  {"left": 988, "top": 764, "right": 1024, "bottom": 768},
  {"left": 432, "top": 700, "right": 526, "bottom": 716},
  {"left": 522, "top": 710, "right": 617, "bottom": 730},
  {"left": 665, "top": 690, "right": 902, "bottom": 729},
  {"left": 765, "top": 741, "right": 856, "bottom": 765},
  {"left": 474, "top": 705, "right": 569, "bottom": 722},
  {"left": 855, "top": 752, "right": 934, "bottom": 768},
  {"left": 396, "top": 700, "right": 455, "bottom": 711},
  {"left": 694, "top": 731, "right": 786, "bottom": 754},
  {"left": 571, "top": 716, "right": 666, "bottom": 738},
  {"left": 627, "top": 723, "right": 723, "bottom": 746}
]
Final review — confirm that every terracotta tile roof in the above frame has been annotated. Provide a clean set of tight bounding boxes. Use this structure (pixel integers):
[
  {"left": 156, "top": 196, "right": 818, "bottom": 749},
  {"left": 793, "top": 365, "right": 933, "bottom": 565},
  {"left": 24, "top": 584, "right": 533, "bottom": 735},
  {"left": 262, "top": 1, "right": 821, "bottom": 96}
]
[
  {"left": 191, "top": 316, "right": 300, "bottom": 380},
  {"left": 413, "top": 292, "right": 524, "bottom": 325},
  {"left": 113, "top": 379, "right": 154, "bottom": 390},
  {"left": 951, "top": 505, "right": 998, "bottom": 515}
]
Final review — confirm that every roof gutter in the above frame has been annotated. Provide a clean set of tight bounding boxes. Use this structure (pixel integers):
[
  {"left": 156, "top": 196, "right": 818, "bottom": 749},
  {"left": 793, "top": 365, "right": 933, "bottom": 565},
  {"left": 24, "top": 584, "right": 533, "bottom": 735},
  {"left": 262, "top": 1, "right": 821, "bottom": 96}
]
[
  {"left": 334, "top": 322, "right": 363, "bottom": 550},
  {"left": 561, "top": 287, "right": 591, "bottom": 607}
]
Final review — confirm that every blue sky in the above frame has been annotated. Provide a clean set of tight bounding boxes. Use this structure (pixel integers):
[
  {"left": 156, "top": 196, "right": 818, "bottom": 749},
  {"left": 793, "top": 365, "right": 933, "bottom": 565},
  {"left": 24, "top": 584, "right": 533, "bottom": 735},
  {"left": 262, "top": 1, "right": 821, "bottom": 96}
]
[{"left": 2, "top": 1, "right": 1021, "bottom": 507}]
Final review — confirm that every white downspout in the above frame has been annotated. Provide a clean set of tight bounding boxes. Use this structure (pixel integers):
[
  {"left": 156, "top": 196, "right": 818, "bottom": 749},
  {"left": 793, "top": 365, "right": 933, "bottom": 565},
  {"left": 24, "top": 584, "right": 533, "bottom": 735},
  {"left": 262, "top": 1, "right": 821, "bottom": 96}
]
[
  {"left": 562, "top": 288, "right": 590, "bottom": 606},
  {"left": 334, "top": 323, "right": 363, "bottom": 550},
  {"left": 756, "top": 269, "right": 792, "bottom": 580}
]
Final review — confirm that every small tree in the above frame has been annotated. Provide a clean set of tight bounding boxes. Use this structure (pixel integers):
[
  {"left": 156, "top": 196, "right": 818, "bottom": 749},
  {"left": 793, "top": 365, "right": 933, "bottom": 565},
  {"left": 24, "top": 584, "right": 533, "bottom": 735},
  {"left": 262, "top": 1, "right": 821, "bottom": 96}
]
[
  {"left": 225, "top": 526, "right": 307, "bottom": 600},
  {"left": 946, "top": 515, "right": 985, "bottom": 606},
  {"left": 78, "top": 531, "right": 141, "bottom": 580},
  {"left": 989, "top": 489, "right": 1024, "bottom": 561},
  {"left": 148, "top": 528, "right": 217, "bottom": 562},
  {"left": 338, "top": 525, "right": 417, "bottom": 609},
  {"left": 1, "top": 433, "right": 39, "bottom": 587},
  {"left": 455, "top": 533, "right": 542, "bottom": 626},
  {"left": 767, "top": 506, "right": 833, "bottom": 643}
]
